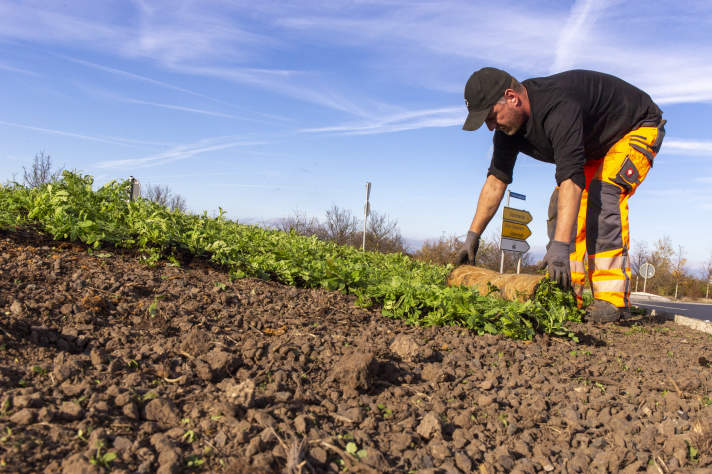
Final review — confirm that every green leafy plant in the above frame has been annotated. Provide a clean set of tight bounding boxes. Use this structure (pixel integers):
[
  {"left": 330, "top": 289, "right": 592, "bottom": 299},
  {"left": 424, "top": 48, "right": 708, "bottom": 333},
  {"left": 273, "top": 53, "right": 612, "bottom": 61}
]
[
  {"left": 89, "top": 442, "right": 117, "bottom": 469},
  {"left": 183, "top": 429, "right": 197, "bottom": 443},
  {"left": 0, "top": 171, "right": 584, "bottom": 341},
  {"left": 186, "top": 456, "right": 205, "bottom": 468},
  {"left": 0, "top": 398, "right": 10, "bottom": 416},
  {"left": 142, "top": 391, "right": 158, "bottom": 401},
  {"left": 345, "top": 441, "right": 368, "bottom": 460},
  {"left": 688, "top": 441, "right": 699, "bottom": 462}
]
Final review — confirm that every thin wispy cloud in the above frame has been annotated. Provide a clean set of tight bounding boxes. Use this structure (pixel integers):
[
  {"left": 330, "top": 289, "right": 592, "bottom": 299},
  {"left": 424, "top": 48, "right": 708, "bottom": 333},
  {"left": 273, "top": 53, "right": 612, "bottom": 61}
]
[
  {"left": 97, "top": 138, "right": 266, "bottom": 169},
  {"left": 303, "top": 107, "right": 462, "bottom": 135},
  {"left": 59, "top": 55, "right": 226, "bottom": 104},
  {"left": 2, "top": 1, "right": 712, "bottom": 113},
  {"left": 176, "top": 64, "right": 381, "bottom": 119},
  {"left": 0, "top": 119, "right": 169, "bottom": 148},
  {"left": 0, "top": 62, "right": 40, "bottom": 77},
  {"left": 663, "top": 139, "right": 712, "bottom": 156},
  {"left": 119, "top": 97, "right": 236, "bottom": 119},
  {"left": 551, "top": 0, "right": 606, "bottom": 72}
]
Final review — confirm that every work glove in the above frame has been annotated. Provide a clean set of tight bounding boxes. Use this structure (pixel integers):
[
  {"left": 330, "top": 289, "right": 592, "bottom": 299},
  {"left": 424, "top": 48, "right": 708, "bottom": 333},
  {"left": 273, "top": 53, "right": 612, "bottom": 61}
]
[
  {"left": 454, "top": 231, "right": 481, "bottom": 266},
  {"left": 540, "top": 240, "right": 572, "bottom": 290}
]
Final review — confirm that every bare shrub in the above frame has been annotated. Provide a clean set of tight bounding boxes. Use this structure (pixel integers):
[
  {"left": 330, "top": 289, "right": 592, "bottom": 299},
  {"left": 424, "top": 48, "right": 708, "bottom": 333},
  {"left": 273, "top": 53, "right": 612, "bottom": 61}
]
[
  {"left": 277, "top": 210, "right": 321, "bottom": 236},
  {"left": 321, "top": 205, "right": 359, "bottom": 246},
  {"left": 143, "top": 184, "right": 187, "bottom": 212},
  {"left": 23, "top": 151, "right": 63, "bottom": 188},
  {"left": 415, "top": 233, "right": 534, "bottom": 272},
  {"left": 414, "top": 234, "right": 462, "bottom": 265},
  {"left": 359, "top": 211, "right": 406, "bottom": 253},
  {"left": 277, "top": 206, "right": 406, "bottom": 254}
]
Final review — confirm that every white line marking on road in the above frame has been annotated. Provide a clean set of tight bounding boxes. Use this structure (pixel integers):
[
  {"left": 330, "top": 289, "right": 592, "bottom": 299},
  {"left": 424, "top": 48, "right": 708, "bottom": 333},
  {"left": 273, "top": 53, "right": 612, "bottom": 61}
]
[{"left": 637, "top": 303, "right": 688, "bottom": 312}]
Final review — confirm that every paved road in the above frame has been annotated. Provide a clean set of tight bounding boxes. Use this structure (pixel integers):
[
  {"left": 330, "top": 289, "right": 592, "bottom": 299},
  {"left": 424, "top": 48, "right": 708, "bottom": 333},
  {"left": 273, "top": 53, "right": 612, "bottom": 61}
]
[{"left": 631, "top": 300, "right": 712, "bottom": 322}]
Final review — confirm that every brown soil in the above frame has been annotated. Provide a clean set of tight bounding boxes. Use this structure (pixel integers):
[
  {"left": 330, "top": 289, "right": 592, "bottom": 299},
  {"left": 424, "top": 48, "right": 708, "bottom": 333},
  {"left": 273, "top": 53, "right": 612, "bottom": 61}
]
[{"left": 1, "top": 229, "right": 712, "bottom": 474}]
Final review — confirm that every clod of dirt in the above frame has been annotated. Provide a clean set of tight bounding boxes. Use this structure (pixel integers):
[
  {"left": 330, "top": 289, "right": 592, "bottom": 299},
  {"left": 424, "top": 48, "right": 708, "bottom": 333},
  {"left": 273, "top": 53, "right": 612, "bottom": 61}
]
[
  {"left": 179, "top": 327, "right": 212, "bottom": 356},
  {"left": 328, "top": 351, "right": 377, "bottom": 392},
  {"left": 421, "top": 363, "right": 449, "bottom": 383},
  {"left": 9, "top": 300, "right": 23, "bottom": 316},
  {"left": 122, "top": 401, "right": 140, "bottom": 420},
  {"left": 294, "top": 414, "right": 310, "bottom": 434},
  {"left": 89, "top": 349, "right": 107, "bottom": 369},
  {"left": 61, "top": 453, "right": 101, "bottom": 474},
  {"left": 389, "top": 334, "right": 420, "bottom": 361},
  {"left": 151, "top": 433, "right": 183, "bottom": 474},
  {"left": 221, "top": 379, "right": 256, "bottom": 409},
  {"left": 144, "top": 398, "right": 181, "bottom": 426},
  {"left": 10, "top": 408, "right": 36, "bottom": 425},
  {"left": 416, "top": 412, "right": 441, "bottom": 439},
  {"left": 87, "top": 428, "right": 108, "bottom": 450},
  {"left": 455, "top": 451, "right": 473, "bottom": 472},
  {"left": 58, "top": 401, "right": 84, "bottom": 421},
  {"left": 199, "top": 348, "right": 239, "bottom": 382}
]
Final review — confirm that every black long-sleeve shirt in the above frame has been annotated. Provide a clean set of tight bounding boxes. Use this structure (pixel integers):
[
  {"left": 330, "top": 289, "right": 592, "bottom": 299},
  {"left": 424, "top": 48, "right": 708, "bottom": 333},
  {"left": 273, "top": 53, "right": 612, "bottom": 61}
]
[{"left": 487, "top": 70, "right": 662, "bottom": 189}]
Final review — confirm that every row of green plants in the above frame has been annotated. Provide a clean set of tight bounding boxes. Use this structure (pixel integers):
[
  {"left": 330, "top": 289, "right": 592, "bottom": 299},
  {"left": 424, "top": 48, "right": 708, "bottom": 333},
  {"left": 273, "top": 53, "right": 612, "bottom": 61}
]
[{"left": 0, "top": 171, "right": 582, "bottom": 340}]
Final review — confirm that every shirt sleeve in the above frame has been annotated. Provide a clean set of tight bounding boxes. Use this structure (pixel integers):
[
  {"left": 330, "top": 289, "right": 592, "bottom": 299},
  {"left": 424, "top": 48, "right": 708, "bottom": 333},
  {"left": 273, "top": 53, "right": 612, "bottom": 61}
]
[
  {"left": 544, "top": 101, "right": 586, "bottom": 188},
  {"left": 487, "top": 131, "right": 518, "bottom": 184}
]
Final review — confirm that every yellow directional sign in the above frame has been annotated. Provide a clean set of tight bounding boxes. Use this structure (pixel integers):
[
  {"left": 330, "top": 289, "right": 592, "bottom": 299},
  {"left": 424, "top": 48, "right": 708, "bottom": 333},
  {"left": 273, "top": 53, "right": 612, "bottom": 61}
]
[
  {"left": 503, "top": 207, "right": 532, "bottom": 225},
  {"left": 502, "top": 221, "right": 531, "bottom": 240}
]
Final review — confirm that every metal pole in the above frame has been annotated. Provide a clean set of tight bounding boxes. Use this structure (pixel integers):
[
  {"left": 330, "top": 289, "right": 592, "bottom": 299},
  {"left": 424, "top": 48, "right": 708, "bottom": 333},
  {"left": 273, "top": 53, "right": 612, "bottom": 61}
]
[
  {"left": 643, "top": 275, "right": 647, "bottom": 293},
  {"left": 500, "top": 190, "right": 511, "bottom": 274},
  {"left": 362, "top": 182, "right": 371, "bottom": 251},
  {"left": 516, "top": 257, "right": 521, "bottom": 274},
  {"left": 706, "top": 280, "right": 710, "bottom": 300}
]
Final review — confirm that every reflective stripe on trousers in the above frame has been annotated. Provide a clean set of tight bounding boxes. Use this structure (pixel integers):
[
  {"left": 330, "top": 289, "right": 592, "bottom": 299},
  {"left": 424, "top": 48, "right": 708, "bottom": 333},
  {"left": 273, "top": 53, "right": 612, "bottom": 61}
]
[{"left": 548, "top": 121, "right": 665, "bottom": 308}]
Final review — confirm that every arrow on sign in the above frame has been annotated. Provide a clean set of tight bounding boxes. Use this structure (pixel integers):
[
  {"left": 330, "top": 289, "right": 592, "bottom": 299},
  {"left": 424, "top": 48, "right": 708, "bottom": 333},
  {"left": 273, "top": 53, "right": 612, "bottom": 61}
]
[
  {"left": 500, "top": 237, "right": 530, "bottom": 253},
  {"left": 503, "top": 207, "right": 532, "bottom": 225},
  {"left": 502, "top": 221, "right": 531, "bottom": 240}
]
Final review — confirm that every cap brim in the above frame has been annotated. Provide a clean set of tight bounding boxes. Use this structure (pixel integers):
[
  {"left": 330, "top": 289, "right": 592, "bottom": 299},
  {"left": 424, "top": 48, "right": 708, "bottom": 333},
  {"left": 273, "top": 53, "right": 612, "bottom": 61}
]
[{"left": 462, "top": 108, "right": 489, "bottom": 131}]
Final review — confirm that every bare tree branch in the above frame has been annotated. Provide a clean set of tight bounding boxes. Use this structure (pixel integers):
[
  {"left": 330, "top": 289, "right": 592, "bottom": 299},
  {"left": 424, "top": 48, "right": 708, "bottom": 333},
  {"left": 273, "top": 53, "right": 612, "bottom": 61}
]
[
  {"left": 23, "top": 151, "right": 63, "bottom": 188},
  {"left": 143, "top": 184, "right": 187, "bottom": 212}
]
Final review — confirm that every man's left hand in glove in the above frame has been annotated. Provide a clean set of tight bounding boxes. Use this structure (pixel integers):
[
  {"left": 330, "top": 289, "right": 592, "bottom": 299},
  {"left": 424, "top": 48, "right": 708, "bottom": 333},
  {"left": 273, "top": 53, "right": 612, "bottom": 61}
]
[{"left": 540, "top": 240, "right": 572, "bottom": 290}]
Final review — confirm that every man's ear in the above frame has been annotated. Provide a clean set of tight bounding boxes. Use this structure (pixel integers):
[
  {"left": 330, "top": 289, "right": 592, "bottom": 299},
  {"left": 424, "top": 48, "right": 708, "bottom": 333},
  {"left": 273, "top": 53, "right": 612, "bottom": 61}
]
[{"left": 503, "top": 88, "right": 519, "bottom": 106}]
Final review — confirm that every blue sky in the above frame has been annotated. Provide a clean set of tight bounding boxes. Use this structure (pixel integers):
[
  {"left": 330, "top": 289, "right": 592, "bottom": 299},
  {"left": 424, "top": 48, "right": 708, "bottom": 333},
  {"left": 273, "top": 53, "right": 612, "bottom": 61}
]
[{"left": 1, "top": 0, "right": 712, "bottom": 270}]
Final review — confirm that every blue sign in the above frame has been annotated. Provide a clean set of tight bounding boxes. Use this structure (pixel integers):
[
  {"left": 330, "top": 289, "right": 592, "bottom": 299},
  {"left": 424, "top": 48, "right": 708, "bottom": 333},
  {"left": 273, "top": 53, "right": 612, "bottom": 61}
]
[{"left": 509, "top": 191, "right": 526, "bottom": 200}]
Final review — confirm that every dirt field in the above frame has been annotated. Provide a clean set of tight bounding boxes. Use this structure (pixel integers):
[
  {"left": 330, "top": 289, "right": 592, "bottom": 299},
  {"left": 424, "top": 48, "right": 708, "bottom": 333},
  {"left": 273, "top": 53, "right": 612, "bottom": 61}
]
[{"left": 1, "top": 229, "right": 712, "bottom": 473}]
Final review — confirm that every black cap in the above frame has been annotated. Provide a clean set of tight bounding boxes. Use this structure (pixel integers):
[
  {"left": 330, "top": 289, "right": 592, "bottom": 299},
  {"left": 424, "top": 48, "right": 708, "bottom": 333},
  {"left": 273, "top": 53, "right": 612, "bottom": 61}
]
[{"left": 462, "top": 67, "right": 514, "bottom": 131}]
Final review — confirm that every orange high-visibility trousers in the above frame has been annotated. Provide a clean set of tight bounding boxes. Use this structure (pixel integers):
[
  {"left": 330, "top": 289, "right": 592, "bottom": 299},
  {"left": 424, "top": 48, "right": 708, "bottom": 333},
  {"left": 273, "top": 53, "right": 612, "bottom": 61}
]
[{"left": 547, "top": 121, "right": 665, "bottom": 308}]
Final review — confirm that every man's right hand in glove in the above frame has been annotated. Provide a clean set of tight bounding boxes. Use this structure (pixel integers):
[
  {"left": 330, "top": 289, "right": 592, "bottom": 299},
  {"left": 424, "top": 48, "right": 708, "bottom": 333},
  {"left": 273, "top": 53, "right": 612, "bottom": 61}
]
[
  {"left": 454, "top": 231, "right": 481, "bottom": 266},
  {"left": 540, "top": 240, "right": 572, "bottom": 290}
]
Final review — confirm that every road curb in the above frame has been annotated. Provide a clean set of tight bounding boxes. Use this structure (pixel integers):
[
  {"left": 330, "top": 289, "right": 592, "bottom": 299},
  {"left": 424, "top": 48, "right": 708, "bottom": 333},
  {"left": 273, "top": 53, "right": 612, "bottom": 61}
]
[{"left": 650, "top": 309, "right": 712, "bottom": 335}]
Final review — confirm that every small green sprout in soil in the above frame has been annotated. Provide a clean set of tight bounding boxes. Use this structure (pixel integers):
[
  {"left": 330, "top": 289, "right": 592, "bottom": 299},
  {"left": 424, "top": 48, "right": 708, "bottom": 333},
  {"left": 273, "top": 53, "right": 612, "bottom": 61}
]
[
  {"left": 345, "top": 442, "right": 368, "bottom": 461},
  {"left": 182, "top": 430, "right": 197, "bottom": 443},
  {"left": 89, "top": 442, "right": 117, "bottom": 469},
  {"left": 186, "top": 456, "right": 205, "bottom": 468}
]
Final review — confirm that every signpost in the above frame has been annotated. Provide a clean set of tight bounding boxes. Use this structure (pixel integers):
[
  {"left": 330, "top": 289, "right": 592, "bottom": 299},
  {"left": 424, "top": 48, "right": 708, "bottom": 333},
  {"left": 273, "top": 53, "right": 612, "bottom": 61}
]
[
  {"left": 640, "top": 262, "right": 655, "bottom": 293},
  {"left": 499, "top": 191, "right": 530, "bottom": 274},
  {"left": 502, "top": 221, "right": 532, "bottom": 240},
  {"left": 129, "top": 176, "right": 140, "bottom": 202},
  {"left": 503, "top": 207, "right": 532, "bottom": 224},
  {"left": 362, "top": 182, "right": 371, "bottom": 251},
  {"left": 500, "top": 237, "right": 530, "bottom": 253}
]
